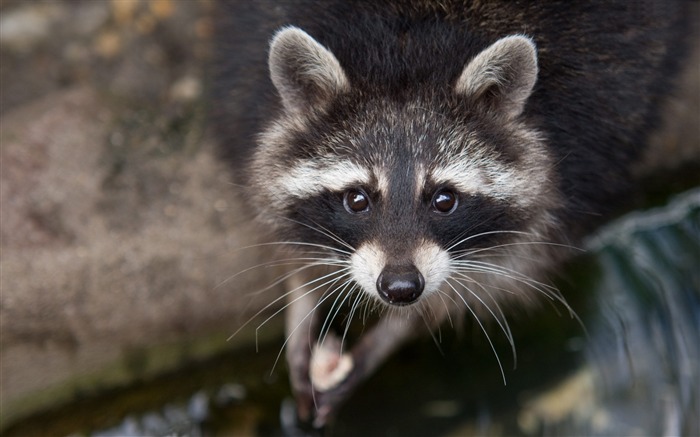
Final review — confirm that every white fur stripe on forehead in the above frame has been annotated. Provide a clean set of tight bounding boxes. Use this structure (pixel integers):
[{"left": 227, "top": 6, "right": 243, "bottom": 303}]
[
  {"left": 277, "top": 160, "right": 372, "bottom": 199},
  {"left": 430, "top": 160, "right": 536, "bottom": 206}
]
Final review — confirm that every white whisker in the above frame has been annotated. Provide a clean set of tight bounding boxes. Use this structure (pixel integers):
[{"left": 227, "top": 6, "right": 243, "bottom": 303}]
[
  {"left": 340, "top": 289, "right": 366, "bottom": 353},
  {"left": 417, "top": 301, "right": 445, "bottom": 353},
  {"left": 452, "top": 260, "right": 557, "bottom": 294},
  {"left": 444, "top": 279, "right": 507, "bottom": 385},
  {"left": 318, "top": 278, "right": 358, "bottom": 348},
  {"left": 447, "top": 275, "right": 516, "bottom": 365},
  {"left": 452, "top": 261, "right": 569, "bottom": 311},
  {"left": 270, "top": 270, "right": 355, "bottom": 372},
  {"left": 452, "top": 239, "right": 582, "bottom": 258},
  {"left": 226, "top": 262, "right": 342, "bottom": 342},
  {"left": 447, "top": 275, "right": 514, "bottom": 342},
  {"left": 278, "top": 216, "right": 356, "bottom": 252},
  {"left": 446, "top": 229, "right": 537, "bottom": 252}
]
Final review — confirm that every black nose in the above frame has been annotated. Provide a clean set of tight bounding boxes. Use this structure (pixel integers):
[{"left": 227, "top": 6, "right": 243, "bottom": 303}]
[{"left": 376, "top": 264, "right": 425, "bottom": 305}]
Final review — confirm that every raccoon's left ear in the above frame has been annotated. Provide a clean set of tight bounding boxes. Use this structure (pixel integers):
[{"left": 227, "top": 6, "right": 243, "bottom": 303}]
[
  {"left": 455, "top": 35, "right": 538, "bottom": 119},
  {"left": 269, "top": 27, "right": 350, "bottom": 114}
]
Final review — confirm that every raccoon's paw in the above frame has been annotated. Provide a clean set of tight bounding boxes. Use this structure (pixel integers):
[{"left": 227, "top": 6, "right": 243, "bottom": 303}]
[
  {"left": 310, "top": 334, "right": 354, "bottom": 392},
  {"left": 311, "top": 363, "right": 362, "bottom": 429}
]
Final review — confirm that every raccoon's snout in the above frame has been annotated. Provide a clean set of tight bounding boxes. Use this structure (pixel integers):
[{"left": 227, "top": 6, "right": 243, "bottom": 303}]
[
  {"left": 376, "top": 264, "right": 425, "bottom": 306},
  {"left": 352, "top": 242, "right": 448, "bottom": 305}
]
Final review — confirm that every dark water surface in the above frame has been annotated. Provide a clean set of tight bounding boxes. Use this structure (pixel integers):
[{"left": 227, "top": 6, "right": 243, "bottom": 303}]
[{"left": 6, "top": 188, "right": 699, "bottom": 437}]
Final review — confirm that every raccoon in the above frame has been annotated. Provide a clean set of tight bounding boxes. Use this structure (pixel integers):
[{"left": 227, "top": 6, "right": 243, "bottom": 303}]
[{"left": 211, "top": 0, "right": 689, "bottom": 427}]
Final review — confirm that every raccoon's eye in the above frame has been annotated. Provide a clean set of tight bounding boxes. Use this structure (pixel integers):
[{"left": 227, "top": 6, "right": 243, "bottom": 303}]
[
  {"left": 344, "top": 188, "right": 370, "bottom": 213},
  {"left": 432, "top": 189, "right": 458, "bottom": 214}
]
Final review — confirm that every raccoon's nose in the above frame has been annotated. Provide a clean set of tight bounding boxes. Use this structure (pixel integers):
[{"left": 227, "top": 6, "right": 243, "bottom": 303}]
[{"left": 376, "top": 264, "right": 425, "bottom": 306}]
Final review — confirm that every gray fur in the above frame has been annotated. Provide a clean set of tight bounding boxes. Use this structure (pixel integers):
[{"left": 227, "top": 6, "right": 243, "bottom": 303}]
[
  {"left": 212, "top": 0, "right": 690, "bottom": 428},
  {"left": 269, "top": 27, "right": 349, "bottom": 114},
  {"left": 455, "top": 35, "right": 538, "bottom": 119}
]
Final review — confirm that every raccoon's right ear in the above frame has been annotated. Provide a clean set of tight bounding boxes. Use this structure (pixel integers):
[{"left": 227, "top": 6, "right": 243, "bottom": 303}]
[
  {"left": 269, "top": 27, "right": 349, "bottom": 114},
  {"left": 455, "top": 35, "right": 538, "bottom": 119}
]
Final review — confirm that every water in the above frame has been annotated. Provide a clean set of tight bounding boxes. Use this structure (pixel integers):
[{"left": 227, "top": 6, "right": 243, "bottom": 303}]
[
  {"left": 4, "top": 188, "right": 699, "bottom": 436},
  {"left": 573, "top": 189, "right": 700, "bottom": 436}
]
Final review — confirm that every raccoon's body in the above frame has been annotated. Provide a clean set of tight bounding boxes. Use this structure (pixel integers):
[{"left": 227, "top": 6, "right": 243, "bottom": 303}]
[{"left": 212, "top": 0, "right": 689, "bottom": 427}]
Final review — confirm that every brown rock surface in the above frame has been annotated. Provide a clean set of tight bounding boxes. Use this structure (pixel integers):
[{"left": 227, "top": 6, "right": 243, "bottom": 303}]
[
  {"left": 0, "top": 85, "right": 281, "bottom": 427},
  {"left": 0, "top": 1, "right": 282, "bottom": 426}
]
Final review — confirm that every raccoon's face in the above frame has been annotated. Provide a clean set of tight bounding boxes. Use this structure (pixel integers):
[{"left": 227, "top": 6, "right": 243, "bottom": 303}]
[{"left": 252, "top": 27, "right": 559, "bottom": 308}]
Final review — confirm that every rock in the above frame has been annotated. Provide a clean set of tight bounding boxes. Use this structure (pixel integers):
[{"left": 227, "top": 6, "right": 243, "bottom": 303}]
[
  {"left": 0, "top": 3, "right": 65, "bottom": 53},
  {"left": 0, "top": 87, "right": 283, "bottom": 428}
]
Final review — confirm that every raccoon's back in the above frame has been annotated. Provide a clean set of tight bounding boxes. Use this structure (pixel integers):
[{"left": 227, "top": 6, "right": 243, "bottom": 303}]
[{"left": 211, "top": 0, "right": 688, "bottom": 215}]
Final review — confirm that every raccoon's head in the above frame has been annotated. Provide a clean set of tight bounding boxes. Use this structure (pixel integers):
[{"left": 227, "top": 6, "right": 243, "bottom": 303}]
[{"left": 252, "top": 27, "right": 560, "bottom": 309}]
